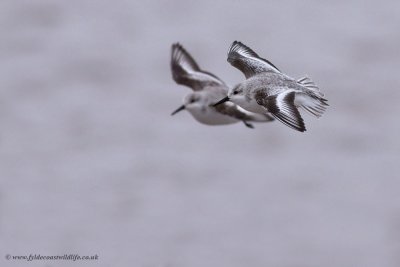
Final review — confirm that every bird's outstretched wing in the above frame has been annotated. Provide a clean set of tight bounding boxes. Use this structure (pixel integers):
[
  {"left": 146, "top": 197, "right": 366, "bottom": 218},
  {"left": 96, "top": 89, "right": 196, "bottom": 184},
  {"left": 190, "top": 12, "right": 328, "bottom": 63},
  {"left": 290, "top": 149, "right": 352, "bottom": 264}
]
[
  {"left": 255, "top": 90, "right": 306, "bottom": 132},
  {"left": 171, "top": 43, "right": 225, "bottom": 91},
  {"left": 227, "top": 41, "right": 281, "bottom": 79},
  {"left": 215, "top": 101, "right": 274, "bottom": 125}
]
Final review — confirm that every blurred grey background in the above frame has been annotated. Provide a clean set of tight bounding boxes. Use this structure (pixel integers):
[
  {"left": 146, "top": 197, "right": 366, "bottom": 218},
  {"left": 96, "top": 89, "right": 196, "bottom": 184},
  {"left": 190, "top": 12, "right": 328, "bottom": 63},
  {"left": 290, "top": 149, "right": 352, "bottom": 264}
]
[{"left": 1, "top": 0, "right": 400, "bottom": 266}]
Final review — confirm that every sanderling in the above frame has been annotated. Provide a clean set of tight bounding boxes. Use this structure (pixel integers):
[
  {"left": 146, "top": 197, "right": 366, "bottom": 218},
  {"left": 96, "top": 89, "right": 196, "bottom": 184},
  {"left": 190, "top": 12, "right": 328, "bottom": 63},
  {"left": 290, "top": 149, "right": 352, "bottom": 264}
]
[
  {"left": 170, "top": 43, "right": 274, "bottom": 128},
  {"left": 214, "top": 41, "right": 328, "bottom": 132}
]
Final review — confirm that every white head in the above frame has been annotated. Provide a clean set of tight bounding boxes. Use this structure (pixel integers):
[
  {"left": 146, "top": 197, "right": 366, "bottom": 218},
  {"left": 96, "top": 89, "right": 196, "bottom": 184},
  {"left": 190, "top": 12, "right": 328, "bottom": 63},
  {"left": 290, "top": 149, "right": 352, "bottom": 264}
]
[
  {"left": 171, "top": 92, "right": 206, "bottom": 116},
  {"left": 213, "top": 84, "right": 247, "bottom": 108},
  {"left": 228, "top": 85, "right": 246, "bottom": 105}
]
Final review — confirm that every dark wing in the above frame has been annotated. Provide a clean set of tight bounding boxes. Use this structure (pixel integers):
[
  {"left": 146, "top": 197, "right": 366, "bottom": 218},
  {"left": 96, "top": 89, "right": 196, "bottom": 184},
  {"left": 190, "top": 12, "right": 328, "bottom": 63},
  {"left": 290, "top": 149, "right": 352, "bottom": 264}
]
[
  {"left": 215, "top": 101, "right": 274, "bottom": 123},
  {"left": 227, "top": 41, "right": 281, "bottom": 79},
  {"left": 255, "top": 90, "right": 306, "bottom": 132},
  {"left": 171, "top": 43, "right": 225, "bottom": 91}
]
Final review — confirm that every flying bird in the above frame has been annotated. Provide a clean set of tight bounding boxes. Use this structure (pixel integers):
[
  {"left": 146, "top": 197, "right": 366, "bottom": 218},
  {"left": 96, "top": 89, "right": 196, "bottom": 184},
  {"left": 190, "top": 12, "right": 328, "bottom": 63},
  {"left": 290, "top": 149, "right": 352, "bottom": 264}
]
[
  {"left": 214, "top": 41, "right": 328, "bottom": 132},
  {"left": 170, "top": 43, "right": 274, "bottom": 128}
]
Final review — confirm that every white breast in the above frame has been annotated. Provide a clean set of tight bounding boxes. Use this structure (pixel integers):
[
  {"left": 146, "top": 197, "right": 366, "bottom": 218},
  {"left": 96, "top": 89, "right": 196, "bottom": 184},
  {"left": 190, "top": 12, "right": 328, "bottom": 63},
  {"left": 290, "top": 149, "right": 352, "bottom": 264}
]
[{"left": 188, "top": 108, "right": 238, "bottom": 125}]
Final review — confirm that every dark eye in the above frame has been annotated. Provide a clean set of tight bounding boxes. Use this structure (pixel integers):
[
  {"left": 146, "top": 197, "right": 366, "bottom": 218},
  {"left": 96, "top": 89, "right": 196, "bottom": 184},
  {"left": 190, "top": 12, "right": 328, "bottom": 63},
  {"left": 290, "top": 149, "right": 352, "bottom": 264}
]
[
  {"left": 233, "top": 91, "right": 238, "bottom": 95},
  {"left": 190, "top": 99, "right": 196, "bottom": 103}
]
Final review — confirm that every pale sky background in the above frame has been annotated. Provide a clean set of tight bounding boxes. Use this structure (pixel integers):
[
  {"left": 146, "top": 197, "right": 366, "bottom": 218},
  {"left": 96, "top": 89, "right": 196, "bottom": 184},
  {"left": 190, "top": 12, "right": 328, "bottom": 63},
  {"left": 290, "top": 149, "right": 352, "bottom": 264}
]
[{"left": 1, "top": 0, "right": 400, "bottom": 267}]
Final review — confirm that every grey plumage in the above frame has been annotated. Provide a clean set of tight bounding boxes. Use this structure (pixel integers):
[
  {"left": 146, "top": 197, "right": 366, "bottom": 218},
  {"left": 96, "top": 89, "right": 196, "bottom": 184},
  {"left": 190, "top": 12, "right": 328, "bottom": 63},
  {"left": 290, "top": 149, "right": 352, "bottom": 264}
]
[
  {"left": 218, "top": 41, "right": 328, "bottom": 132},
  {"left": 171, "top": 43, "right": 224, "bottom": 90},
  {"left": 170, "top": 43, "right": 274, "bottom": 127},
  {"left": 227, "top": 41, "right": 281, "bottom": 78}
]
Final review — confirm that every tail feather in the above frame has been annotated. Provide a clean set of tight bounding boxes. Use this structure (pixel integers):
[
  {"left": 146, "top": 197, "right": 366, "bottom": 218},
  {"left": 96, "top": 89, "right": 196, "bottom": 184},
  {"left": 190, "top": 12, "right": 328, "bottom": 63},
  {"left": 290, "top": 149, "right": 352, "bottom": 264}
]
[
  {"left": 295, "top": 93, "right": 328, "bottom": 118},
  {"left": 297, "top": 76, "right": 324, "bottom": 97},
  {"left": 296, "top": 76, "right": 328, "bottom": 118}
]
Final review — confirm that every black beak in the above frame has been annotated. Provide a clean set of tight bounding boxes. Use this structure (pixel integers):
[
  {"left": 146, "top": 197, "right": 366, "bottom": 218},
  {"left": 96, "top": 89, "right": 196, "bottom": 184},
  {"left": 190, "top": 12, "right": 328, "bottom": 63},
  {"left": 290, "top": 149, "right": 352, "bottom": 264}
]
[
  {"left": 213, "top": 96, "right": 230, "bottom": 107},
  {"left": 171, "top": 105, "right": 185, "bottom": 116}
]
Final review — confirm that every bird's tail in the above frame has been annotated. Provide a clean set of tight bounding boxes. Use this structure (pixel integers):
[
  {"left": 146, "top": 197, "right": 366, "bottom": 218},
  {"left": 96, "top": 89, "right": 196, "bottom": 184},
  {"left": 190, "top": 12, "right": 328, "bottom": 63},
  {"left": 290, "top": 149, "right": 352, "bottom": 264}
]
[
  {"left": 296, "top": 76, "right": 328, "bottom": 117},
  {"left": 297, "top": 76, "right": 324, "bottom": 97},
  {"left": 295, "top": 93, "right": 328, "bottom": 118}
]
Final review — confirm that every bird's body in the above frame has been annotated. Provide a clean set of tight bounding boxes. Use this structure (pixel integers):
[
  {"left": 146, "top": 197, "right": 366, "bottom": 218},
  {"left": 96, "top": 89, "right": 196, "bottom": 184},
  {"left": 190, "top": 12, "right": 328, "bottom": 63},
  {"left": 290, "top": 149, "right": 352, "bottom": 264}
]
[
  {"left": 181, "top": 86, "right": 238, "bottom": 125},
  {"left": 215, "top": 41, "right": 328, "bottom": 132},
  {"left": 170, "top": 43, "right": 274, "bottom": 128}
]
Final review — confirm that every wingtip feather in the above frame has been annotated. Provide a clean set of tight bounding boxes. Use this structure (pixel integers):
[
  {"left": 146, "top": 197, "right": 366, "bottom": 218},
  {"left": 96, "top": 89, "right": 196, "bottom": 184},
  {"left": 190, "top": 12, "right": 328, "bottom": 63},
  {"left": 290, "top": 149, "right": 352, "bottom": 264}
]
[{"left": 171, "top": 43, "right": 200, "bottom": 72}]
